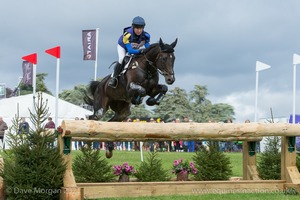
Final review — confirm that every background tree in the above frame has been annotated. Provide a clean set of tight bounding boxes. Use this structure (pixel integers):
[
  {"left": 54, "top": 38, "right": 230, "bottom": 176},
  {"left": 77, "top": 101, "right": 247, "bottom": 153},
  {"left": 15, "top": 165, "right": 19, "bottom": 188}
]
[
  {"left": 59, "top": 84, "right": 87, "bottom": 106},
  {"left": 130, "top": 104, "right": 153, "bottom": 119},
  {"left": 153, "top": 87, "right": 191, "bottom": 122},
  {"left": 210, "top": 103, "right": 235, "bottom": 122},
  {"left": 189, "top": 85, "right": 213, "bottom": 122},
  {"left": 19, "top": 73, "right": 52, "bottom": 95}
]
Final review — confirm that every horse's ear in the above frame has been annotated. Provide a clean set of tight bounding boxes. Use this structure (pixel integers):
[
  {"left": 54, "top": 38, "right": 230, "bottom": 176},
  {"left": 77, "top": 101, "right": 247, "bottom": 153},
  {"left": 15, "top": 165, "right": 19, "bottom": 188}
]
[
  {"left": 171, "top": 38, "right": 178, "bottom": 48},
  {"left": 159, "top": 38, "right": 164, "bottom": 46}
]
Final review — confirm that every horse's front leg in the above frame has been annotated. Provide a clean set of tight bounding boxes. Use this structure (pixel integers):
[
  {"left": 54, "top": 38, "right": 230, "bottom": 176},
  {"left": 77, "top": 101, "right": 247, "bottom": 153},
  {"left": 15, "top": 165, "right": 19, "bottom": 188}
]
[
  {"left": 128, "top": 82, "right": 146, "bottom": 105},
  {"left": 146, "top": 84, "right": 168, "bottom": 106}
]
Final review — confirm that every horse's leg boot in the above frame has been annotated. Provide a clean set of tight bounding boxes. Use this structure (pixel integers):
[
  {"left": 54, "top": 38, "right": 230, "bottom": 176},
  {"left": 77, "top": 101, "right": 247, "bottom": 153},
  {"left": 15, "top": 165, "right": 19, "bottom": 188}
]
[{"left": 108, "top": 62, "right": 122, "bottom": 88}]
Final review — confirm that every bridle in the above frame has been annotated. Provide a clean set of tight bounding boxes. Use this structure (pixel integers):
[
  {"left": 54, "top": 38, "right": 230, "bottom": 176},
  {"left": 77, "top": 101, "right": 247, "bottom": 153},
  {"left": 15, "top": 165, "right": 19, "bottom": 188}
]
[{"left": 141, "top": 46, "right": 174, "bottom": 77}]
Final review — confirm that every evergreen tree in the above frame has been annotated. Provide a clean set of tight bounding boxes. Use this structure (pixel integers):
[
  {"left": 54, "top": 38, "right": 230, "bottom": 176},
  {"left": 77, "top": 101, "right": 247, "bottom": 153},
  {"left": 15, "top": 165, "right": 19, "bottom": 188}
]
[
  {"left": 0, "top": 92, "right": 66, "bottom": 200},
  {"left": 72, "top": 142, "right": 115, "bottom": 182},
  {"left": 134, "top": 152, "right": 170, "bottom": 181},
  {"left": 257, "top": 136, "right": 281, "bottom": 180},
  {"left": 193, "top": 141, "right": 232, "bottom": 180}
]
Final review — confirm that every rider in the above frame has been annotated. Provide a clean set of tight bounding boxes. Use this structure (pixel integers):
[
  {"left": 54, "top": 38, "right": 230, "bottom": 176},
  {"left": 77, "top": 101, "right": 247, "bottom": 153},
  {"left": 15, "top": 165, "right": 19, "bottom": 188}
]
[{"left": 108, "top": 16, "right": 151, "bottom": 88}]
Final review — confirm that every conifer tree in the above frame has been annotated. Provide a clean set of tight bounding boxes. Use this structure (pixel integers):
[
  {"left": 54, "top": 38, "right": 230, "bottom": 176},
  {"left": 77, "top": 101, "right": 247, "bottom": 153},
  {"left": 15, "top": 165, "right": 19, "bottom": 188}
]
[
  {"left": 257, "top": 136, "right": 281, "bottom": 180},
  {"left": 0, "top": 92, "right": 66, "bottom": 200},
  {"left": 134, "top": 152, "right": 170, "bottom": 181},
  {"left": 193, "top": 141, "right": 232, "bottom": 180},
  {"left": 72, "top": 142, "right": 115, "bottom": 182}
]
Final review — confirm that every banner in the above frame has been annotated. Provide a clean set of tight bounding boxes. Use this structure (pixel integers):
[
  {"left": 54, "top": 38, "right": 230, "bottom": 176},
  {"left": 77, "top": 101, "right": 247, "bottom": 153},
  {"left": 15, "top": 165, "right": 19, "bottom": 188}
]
[
  {"left": 82, "top": 29, "right": 96, "bottom": 60},
  {"left": 22, "top": 61, "right": 33, "bottom": 85}
]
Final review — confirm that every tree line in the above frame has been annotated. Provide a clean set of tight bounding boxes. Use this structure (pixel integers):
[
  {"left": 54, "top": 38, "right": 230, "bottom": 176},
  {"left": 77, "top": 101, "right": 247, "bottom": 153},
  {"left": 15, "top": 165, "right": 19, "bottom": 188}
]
[{"left": 6, "top": 73, "right": 235, "bottom": 122}]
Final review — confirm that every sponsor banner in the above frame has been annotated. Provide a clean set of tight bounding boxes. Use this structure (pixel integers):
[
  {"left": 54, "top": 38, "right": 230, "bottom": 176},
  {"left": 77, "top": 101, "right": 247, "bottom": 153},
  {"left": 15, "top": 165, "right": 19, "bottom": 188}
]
[
  {"left": 22, "top": 61, "right": 33, "bottom": 85},
  {"left": 82, "top": 29, "right": 96, "bottom": 60}
]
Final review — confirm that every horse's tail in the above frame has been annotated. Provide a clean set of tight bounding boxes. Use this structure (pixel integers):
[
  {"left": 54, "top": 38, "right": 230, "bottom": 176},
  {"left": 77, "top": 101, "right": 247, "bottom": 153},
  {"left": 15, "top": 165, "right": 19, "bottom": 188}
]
[{"left": 84, "top": 81, "right": 100, "bottom": 106}]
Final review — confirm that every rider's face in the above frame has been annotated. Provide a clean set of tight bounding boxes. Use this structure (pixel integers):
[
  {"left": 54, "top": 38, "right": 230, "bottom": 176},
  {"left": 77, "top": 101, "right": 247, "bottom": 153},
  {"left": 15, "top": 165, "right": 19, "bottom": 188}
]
[{"left": 133, "top": 27, "right": 143, "bottom": 36}]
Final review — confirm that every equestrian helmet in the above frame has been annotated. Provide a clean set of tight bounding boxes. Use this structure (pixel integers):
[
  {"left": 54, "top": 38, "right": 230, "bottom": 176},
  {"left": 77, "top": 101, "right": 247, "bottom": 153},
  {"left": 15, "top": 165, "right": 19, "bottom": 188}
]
[{"left": 132, "top": 16, "right": 145, "bottom": 28}]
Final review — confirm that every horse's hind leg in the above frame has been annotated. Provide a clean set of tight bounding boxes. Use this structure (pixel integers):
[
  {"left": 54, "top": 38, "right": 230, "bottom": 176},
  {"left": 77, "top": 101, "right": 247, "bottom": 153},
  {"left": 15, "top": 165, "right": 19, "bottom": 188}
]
[
  {"left": 109, "top": 101, "right": 131, "bottom": 122},
  {"left": 105, "top": 101, "right": 131, "bottom": 158}
]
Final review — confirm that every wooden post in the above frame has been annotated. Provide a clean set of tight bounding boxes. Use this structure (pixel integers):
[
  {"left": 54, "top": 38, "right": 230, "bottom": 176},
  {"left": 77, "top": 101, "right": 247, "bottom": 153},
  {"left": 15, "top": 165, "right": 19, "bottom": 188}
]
[
  {"left": 57, "top": 134, "right": 82, "bottom": 200},
  {"left": 281, "top": 136, "right": 300, "bottom": 184},
  {"left": 242, "top": 142, "right": 260, "bottom": 180}
]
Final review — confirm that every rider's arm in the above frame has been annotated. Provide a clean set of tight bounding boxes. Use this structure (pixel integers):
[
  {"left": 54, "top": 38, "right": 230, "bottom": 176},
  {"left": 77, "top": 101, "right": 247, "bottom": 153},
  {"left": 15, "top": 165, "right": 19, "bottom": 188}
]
[
  {"left": 123, "top": 32, "right": 140, "bottom": 55},
  {"left": 144, "top": 32, "right": 150, "bottom": 48},
  {"left": 125, "top": 43, "right": 141, "bottom": 54}
]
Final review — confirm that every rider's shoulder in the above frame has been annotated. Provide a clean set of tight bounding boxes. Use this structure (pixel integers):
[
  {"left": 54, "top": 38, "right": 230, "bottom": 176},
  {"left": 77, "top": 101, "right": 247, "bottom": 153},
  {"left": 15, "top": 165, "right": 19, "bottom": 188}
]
[{"left": 144, "top": 31, "right": 150, "bottom": 39}]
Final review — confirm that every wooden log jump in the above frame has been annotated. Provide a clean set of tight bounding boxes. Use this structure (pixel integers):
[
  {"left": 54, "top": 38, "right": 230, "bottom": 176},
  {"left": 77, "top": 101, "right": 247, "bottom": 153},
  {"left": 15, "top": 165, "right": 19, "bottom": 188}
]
[
  {"left": 61, "top": 120, "right": 300, "bottom": 141},
  {"left": 58, "top": 121, "right": 300, "bottom": 200}
]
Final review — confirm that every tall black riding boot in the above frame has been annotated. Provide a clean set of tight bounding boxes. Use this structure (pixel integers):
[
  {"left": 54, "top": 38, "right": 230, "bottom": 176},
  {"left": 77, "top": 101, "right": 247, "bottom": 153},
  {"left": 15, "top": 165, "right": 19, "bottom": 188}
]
[{"left": 108, "top": 62, "right": 122, "bottom": 88}]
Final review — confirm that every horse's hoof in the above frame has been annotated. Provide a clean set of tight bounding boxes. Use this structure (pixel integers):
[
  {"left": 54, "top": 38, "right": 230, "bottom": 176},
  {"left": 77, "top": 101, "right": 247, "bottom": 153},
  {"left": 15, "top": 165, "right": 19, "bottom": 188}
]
[
  {"left": 146, "top": 98, "right": 156, "bottom": 106},
  {"left": 106, "top": 151, "right": 113, "bottom": 159}
]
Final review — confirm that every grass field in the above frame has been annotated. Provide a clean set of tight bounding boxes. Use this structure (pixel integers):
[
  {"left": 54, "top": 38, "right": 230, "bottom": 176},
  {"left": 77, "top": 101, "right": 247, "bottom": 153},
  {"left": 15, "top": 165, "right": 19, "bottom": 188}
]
[{"left": 72, "top": 150, "right": 299, "bottom": 199}]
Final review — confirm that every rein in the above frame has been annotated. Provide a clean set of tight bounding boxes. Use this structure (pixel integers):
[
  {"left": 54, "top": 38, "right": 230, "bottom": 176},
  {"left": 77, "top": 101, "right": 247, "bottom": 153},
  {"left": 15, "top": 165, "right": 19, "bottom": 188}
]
[{"left": 140, "top": 47, "right": 166, "bottom": 76}]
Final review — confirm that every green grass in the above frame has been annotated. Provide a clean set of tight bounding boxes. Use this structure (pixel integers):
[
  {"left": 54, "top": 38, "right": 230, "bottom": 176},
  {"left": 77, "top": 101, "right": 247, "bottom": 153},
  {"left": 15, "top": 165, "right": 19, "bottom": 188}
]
[{"left": 73, "top": 150, "right": 242, "bottom": 177}]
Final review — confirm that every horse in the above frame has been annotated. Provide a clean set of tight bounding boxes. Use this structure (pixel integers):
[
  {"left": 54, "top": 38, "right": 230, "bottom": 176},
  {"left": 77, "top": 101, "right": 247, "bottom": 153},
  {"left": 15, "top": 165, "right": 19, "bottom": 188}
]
[{"left": 84, "top": 38, "right": 177, "bottom": 158}]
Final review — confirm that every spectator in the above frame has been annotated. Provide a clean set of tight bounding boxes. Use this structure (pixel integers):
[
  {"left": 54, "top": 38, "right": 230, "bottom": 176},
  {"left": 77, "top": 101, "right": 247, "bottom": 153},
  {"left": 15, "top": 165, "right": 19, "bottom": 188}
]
[
  {"left": 45, "top": 117, "right": 55, "bottom": 129},
  {"left": 0, "top": 116, "right": 8, "bottom": 146},
  {"left": 74, "top": 117, "right": 81, "bottom": 150},
  {"left": 184, "top": 116, "right": 195, "bottom": 152},
  {"left": 148, "top": 118, "right": 156, "bottom": 152},
  {"left": 19, "top": 117, "right": 29, "bottom": 134},
  {"left": 174, "top": 118, "right": 183, "bottom": 152}
]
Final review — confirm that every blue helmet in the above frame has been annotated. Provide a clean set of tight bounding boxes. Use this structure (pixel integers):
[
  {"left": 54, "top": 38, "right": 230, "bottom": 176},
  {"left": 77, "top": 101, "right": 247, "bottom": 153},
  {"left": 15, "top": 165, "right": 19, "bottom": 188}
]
[{"left": 132, "top": 16, "right": 146, "bottom": 27}]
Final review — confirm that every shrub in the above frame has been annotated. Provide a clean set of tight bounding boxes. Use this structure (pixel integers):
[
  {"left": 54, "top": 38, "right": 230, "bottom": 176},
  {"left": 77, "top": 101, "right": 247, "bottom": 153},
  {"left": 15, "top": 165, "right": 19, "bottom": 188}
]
[
  {"left": 72, "top": 142, "right": 115, "bottom": 182},
  {"left": 257, "top": 136, "right": 281, "bottom": 180},
  {"left": 193, "top": 141, "right": 232, "bottom": 180},
  {"left": 134, "top": 152, "right": 170, "bottom": 181}
]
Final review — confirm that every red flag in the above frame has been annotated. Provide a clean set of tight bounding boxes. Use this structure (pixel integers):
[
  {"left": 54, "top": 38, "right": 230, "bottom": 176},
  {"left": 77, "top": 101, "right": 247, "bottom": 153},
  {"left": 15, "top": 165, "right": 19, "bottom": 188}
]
[
  {"left": 22, "top": 53, "right": 37, "bottom": 64},
  {"left": 45, "top": 46, "right": 60, "bottom": 58}
]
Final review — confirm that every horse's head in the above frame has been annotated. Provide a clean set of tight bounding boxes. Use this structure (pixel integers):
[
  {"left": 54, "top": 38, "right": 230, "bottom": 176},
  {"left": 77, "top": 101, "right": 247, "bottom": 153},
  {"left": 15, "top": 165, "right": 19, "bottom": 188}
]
[{"left": 157, "top": 38, "right": 177, "bottom": 85}]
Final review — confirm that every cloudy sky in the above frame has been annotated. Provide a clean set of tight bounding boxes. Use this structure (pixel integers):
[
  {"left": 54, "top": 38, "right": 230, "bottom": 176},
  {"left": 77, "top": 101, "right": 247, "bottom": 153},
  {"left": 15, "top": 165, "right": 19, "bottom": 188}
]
[{"left": 1, "top": 0, "right": 300, "bottom": 122}]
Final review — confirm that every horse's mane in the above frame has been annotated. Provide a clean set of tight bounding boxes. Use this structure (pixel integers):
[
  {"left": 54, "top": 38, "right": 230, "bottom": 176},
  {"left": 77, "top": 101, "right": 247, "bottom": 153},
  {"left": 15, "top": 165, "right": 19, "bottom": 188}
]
[
  {"left": 143, "top": 43, "right": 160, "bottom": 54},
  {"left": 143, "top": 41, "right": 175, "bottom": 54}
]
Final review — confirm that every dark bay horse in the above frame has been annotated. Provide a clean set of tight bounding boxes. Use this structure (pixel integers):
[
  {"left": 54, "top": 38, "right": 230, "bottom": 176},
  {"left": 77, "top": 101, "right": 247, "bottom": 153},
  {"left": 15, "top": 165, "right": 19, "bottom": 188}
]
[{"left": 84, "top": 38, "right": 177, "bottom": 158}]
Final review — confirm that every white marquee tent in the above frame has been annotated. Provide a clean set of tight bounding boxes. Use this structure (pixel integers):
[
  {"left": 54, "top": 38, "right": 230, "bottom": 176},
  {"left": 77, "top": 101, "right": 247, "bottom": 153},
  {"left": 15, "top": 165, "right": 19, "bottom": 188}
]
[
  {"left": 0, "top": 92, "right": 92, "bottom": 130},
  {"left": 0, "top": 92, "right": 93, "bottom": 149}
]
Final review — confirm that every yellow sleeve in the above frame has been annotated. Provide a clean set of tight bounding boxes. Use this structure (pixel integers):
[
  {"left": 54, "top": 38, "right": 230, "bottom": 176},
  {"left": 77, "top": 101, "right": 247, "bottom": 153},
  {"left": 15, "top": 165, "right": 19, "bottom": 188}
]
[{"left": 123, "top": 32, "right": 131, "bottom": 45}]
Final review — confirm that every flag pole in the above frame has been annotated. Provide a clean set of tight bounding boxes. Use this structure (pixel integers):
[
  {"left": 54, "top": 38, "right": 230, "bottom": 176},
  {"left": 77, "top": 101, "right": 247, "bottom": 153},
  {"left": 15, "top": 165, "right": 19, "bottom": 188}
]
[
  {"left": 45, "top": 46, "right": 61, "bottom": 127},
  {"left": 94, "top": 28, "right": 99, "bottom": 81},
  {"left": 32, "top": 64, "right": 37, "bottom": 97},
  {"left": 55, "top": 57, "right": 60, "bottom": 126}
]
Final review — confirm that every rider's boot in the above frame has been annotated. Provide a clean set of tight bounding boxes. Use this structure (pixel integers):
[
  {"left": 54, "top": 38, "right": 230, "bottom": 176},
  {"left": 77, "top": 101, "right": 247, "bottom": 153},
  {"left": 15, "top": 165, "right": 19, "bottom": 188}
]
[{"left": 108, "top": 62, "right": 122, "bottom": 88}]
